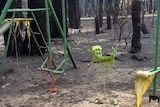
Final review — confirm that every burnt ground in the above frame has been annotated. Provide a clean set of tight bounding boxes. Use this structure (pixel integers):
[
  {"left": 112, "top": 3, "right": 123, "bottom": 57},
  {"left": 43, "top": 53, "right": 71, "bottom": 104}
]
[{"left": 0, "top": 16, "right": 160, "bottom": 107}]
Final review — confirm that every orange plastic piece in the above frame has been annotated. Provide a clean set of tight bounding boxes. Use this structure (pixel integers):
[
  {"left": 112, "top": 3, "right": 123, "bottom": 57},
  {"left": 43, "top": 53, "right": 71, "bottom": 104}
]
[
  {"left": 37, "top": 67, "right": 43, "bottom": 71},
  {"left": 48, "top": 75, "right": 59, "bottom": 92},
  {"left": 37, "top": 67, "right": 59, "bottom": 92}
]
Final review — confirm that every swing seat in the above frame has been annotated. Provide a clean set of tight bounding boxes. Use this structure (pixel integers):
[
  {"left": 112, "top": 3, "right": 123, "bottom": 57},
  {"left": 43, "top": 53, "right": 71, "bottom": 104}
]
[{"left": 135, "top": 70, "right": 155, "bottom": 107}]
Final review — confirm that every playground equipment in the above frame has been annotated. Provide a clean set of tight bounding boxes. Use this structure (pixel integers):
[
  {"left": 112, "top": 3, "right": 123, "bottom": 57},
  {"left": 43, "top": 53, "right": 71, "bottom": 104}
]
[
  {"left": 135, "top": 0, "right": 160, "bottom": 106},
  {"left": 0, "top": 0, "right": 77, "bottom": 92},
  {"left": 92, "top": 45, "right": 117, "bottom": 99},
  {"left": 92, "top": 45, "right": 117, "bottom": 62}
]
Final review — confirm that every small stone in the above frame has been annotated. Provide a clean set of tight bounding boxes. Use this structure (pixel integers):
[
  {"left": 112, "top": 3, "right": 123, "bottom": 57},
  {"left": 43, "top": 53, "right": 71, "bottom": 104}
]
[
  {"left": 41, "top": 94, "right": 49, "bottom": 99},
  {"left": 5, "top": 103, "right": 12, "bottom": 107}
]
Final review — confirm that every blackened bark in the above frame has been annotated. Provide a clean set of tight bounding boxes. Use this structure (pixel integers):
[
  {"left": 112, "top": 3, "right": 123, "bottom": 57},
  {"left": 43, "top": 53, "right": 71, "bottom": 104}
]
[
  {"left": 28, "top": 0, "right": 47, "bottom": 38},
  {"left": 149, "top": 0, "right": 152, "bottom": 13},
  {"left": 0, "top": 0, "right": 22, "bottom": 17},
  {"left": 95, "top": 16, "right": 100, "bottom": 34},
  {"left": 95, "top": 0, "right": 103, "bottom": 34},
  {"left": 27, "top": 0, "right": 46, "bottom": 55},
  {"left": 99, "top": 0, "right": 103, "bottom": 28},
  {"left": 50, "top": 0, "right": 67, "bottom": 38},
  {"left": 141, "top": 7, "right": 148, "bottom": 34},
  {"left": 1, "top": 0, "right": 47, "bottom": 56},
  {"left": 68, "top": 0, "right": 80, "bottom": 29},
  {"left": 107, "top": 15, "right": 112, "bottom": 29},
  {"left": 113, "top": 0, "right": 119, "bottom": 24},
  {"left": 141, "top": 23, "right": 148, "bottom": 34},
  {"left": 127, "top": 0, "right": 131, "bottom": 14},
  {"left": 1, "top": 0, "right": 23, "bottom": 56},
  {"left": 106, "top": 0, "right": 112, "bottom": 29},
  {"left": 131, "top": 0, "right": 141, "bottom": 51},
  {"left": 0, "top": 0, "right": 7, "bottom": 14}
]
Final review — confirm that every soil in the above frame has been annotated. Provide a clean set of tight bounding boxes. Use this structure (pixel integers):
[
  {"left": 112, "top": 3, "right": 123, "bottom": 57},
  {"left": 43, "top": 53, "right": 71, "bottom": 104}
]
[{"left": 0, "top": 16, "right": 160, "bottom": 107}]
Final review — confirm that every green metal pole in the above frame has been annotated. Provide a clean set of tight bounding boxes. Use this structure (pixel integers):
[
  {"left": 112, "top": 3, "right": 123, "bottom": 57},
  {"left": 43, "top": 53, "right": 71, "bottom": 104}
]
[
  {"left": 0, "top": 0, "right": 13, "bottom": 26},
  {"left": 47, "top": 0, "right": 77, "bottom": 68},
  {"left": 62, "top": 0, "right": 67, "bottom": 70},
  {"left": 152, "top": 0, "right": 160, "bottom": 95},
  {"left": 45, "top": 0, "right": 52, "bottom": 55},
  {"left": 7, "top": 8, "right": 47, "bottom": 12}
]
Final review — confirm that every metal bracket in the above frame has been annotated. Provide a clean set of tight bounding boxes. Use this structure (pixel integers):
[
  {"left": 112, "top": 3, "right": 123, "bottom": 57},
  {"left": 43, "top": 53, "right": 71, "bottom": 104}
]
[{"left": 149, "top": 95, "right": 160, "bottom": 103}]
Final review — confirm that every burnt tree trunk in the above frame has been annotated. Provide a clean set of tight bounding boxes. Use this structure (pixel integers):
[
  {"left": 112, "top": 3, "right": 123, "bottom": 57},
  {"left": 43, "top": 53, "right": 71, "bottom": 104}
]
[
  {"left": 95, "top": 0, "right": 103, "bottom": 34},
  {"left": 1, "top": 0, "right": 47, "bottom": 56},
  {"left": 149, "top": 0, "right": 152, "bottom": 13},
  {"left": 127, "top": 0, "right": 131, "bottom": 14},
  {"left": 99, "top": 0, "right": 103, "bottom": 28},
  {"left": 1, "top": 0, "right": 24, "bottom": 56},
  {"left": 106, "top": 0, "right": 112, "bottom": 29},
  {"left": 84, "top": 0, "right": 89, "bottom": 16},
  {"left": 27, "top": 0, "right": 46, "bottom": 56},
  {"left": 95, "top": 16, "right": 100, "bottom": 34},
  {"left": 130, "top": 0, "right": 141, "bottom": 53},
  {"left": 141, "top": 5, "right": 148, "bottom": 34},
  {"left": 113, "top": 0, "right": 119, "bottom": 24},
  {"left": 68, "top": 0, "right": 80, "bottom": 29},
  {"left": 0, "top": 0, "right": 7, "bottom": 14},
  {"left": 50, "top": 0, "right": 67, "bottom": 38}
]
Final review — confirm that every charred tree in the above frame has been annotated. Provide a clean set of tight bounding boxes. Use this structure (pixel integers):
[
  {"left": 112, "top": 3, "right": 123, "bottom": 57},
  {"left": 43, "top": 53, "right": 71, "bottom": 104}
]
[
  {"left": 141, "top": 6, "right": 148, "bottom": 34},
  {"left": 50, "top": 0, "right": 67, "bottom": 38},
  {"left": 129, "top": 0, "right": 141, "bottom": 53},
  {"left": 68, "top": 0, "right": 80, "bottom": 29},
  {"left": 95, "top": 0, "right": 103, "bottom": 34},
  {"left": 0, "top": 0, "right": 7, "bottom": 14},
  {"left": 99, "top": 0, "right": 103, "bottom": 28},
  {"left": 127, "top": 0, "right": 131, "bottom": 14},
  {"left": 149, "top": 0, "right": 153, "bottom": 13},
  {"left": 0, "top": 0, "right": 47, "bottom": 56},
  {"left": 84, "top": 0, "right": 89, "bottom": 16},
  {"left": 1, "top": 0, "right": 24, "bottom": 56},
  {"left": 106, "top": 0, "right": 112, "bottom": 29},
  {"left": 113, "top": 0, "right": 119, "bottom": 24},
  {"left": 95, "top": 16, "right": 100, "bottom": 34},
  {"left": 27, "top": 0, "right": 47, "bottom": 56}
]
